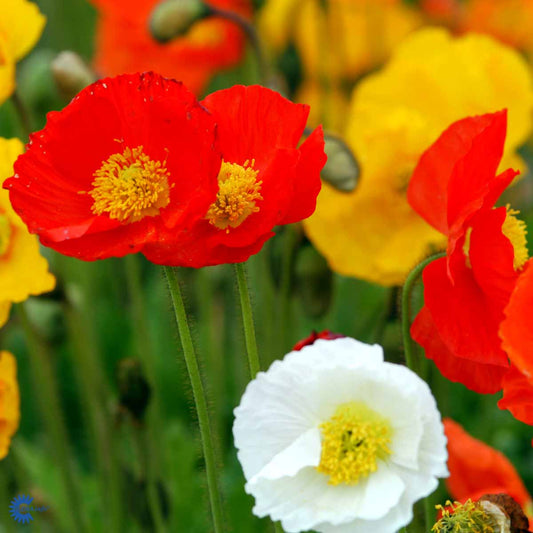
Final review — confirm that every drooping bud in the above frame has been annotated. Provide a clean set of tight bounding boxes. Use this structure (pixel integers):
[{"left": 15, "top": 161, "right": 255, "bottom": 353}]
[
  {"left": 321, "top": 134, "right": 359, "bottom": 193},
  {"left": 117, "top": 359, "right": 152, "bottom": 423},
  {"left": 51, "top": 51, "right": 96, "bottom": 101},
  {"left": 149, "top": 0, "right": 212, "bottom": 43}
]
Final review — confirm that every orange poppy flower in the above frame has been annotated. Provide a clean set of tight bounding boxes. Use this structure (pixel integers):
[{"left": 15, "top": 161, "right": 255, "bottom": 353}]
[
  {"left": 144, "top": 85, "right": 326, "bottom": 267},
  {"left": 408, "top": 111, "right": 527, "bottom": 393},
  {"left": 4, "top": 72, "right": 221, "bottom": 261},
  {"left": 90, "top": 0, "right": 250, "bottom": 95},
  {"left": 444, "top": 418, "right": 533, "bottom": 521}
]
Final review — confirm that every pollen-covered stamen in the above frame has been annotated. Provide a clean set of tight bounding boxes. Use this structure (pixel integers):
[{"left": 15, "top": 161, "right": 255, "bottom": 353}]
[
  {"left": 0, "top": 214, "right": 12, "bottom": 257},
  {"left": 432, "top": 500, "right": 497, "bottom": 533},
  {"left": 317, "top": 402, "right": 392, "bottom": 486},
  {"left": 502, "top": 205, "right": 528, "bottom": 271},
  {"left": 86, "top": 145, "right": 171, "bottom": 223},
  {"left": 206, "top": 159, "right": 262, "bottom": 232}
]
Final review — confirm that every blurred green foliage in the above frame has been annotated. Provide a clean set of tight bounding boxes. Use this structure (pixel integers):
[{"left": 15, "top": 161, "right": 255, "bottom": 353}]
[{"left": 0, "top": 0, "right": 532, "bottom": 532}]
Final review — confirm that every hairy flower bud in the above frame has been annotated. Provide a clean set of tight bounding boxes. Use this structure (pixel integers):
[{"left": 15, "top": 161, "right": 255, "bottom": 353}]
[
  {"left": 321, "top": 134, "right": 359, "bottom": 193},
  {"left": 51, "top": 51, "right": 96, "bottom": 101},
  {"left": 149, "top": 0, "right": 212, "bottom": 43}
]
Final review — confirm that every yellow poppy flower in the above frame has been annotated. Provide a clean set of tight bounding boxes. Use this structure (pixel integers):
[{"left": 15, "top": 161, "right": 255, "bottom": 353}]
[
  {"left": 0, "top": 138, "right": 55, "bottom": 327},
  {"left": 0, "top": 0, "right": 45, "bottom": 104},
  {"left": 304, "top": 28, "right": 533, "bottom": 286},
  {"left": 0, "top": 351, "right": 20, "bottom": 459},
  {"left": 261, "top": 0, "right": 422, "bottom": 132}
]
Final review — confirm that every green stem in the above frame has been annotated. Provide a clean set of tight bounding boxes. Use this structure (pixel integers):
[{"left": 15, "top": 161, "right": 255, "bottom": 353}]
[
  {"left": 234, "top": 262, "right": 261, "bottom": 378},
  {"left": 274, "top": 522, "right": 285, "bottom": 533},
  {"left": 400, "top": 253, "right": 445, "bottom": 374},
  {"left": 163, "top": 266, "right": 224, "bottom": 533},
  {"left": 17, "top": 304, "right": 88, "bottom": 533},
  {"left": 400, "top": 252, "right": 445, "bottom": 533}
]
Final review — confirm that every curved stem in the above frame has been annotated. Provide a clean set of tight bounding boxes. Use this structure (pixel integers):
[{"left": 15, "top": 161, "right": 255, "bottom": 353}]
[
  {"left": 234, "top": 262, "right": 261, "bottom": 378},
  {"left": 400, "top": 253, "right": 445, "bottom": 374},
  {"left": 209, "top": 5, "right": 271, "bottom": 84},
  {"left": 400, "top": 252, "right": 445, "bottom": 533},
  {"left": 163, "top": 266, "right": 224, "bottom": 533}
]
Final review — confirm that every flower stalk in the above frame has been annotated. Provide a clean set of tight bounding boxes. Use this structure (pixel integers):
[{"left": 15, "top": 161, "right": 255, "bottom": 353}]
[
  {"left": 234, "top": 262, "right": 261, "bottom": 378},
  {"left": 163, "top": 266, "right": 224, "bottom": 533}
]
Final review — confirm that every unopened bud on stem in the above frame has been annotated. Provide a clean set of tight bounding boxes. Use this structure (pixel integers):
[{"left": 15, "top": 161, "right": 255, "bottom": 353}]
[
  {"left": 150, "top": 0, "right": 212, "bottom": 43},
  {"left": 321, "top": 134, "right": 360, "bottom": 193},
  {"left": 51, "top": 51, "right": 96, "bottom": 101}
]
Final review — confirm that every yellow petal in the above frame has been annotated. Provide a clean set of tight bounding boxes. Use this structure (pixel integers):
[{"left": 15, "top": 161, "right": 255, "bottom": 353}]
[
  {"left": 0, "top": 36, "right": 15, "bottom": 105},
  {"left": 0, "top": 351, "right": 20, "bottom": 460},
  {"left": 305, "top": 28, "right": 533, "bottom": 286},
  {"left": 0, "top": 0, "right": 46, "bottom": 61},
  {"left": 0, "top": 138, "right": 56, "bottom": 303}
]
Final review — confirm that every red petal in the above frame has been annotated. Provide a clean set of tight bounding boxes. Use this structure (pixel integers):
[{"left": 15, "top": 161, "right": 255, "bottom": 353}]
[
  {"left": 411, "top": 306, "right": 507, "bottom": 394},
  {"left": 201, "top": 85, "right": 310, "bottom": 168},
  {"left": 421, "top": 255, "right": 509, "bottom": 370},
  {"left": 444, "top": 418, "right": 531, "bottom": 507},
  {"left": 408, "top": 110, "right": 508, "bottom": 236},
  {"left": 499, "top": 365, "right": 533, "bottom": 425},
  {"left": 278, "top": 126, "right": 325, "bottom": 225},
  {"left": 500, "top": 259, "right": 533, "bottom": 377},
  {"left": 468, "top": 207, "right": 518, "bottom": 309}
]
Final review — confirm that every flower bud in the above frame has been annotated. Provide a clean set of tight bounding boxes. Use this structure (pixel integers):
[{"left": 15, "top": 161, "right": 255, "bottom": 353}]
[
  {"left": 51, "top": 51, "right": 96, "bottom": 101},
  {"left": 149, "top": 0, "right": 212, "bottom": 43},
  {"left": 321, "top": 134, "right": 359, "bottom": 193}
]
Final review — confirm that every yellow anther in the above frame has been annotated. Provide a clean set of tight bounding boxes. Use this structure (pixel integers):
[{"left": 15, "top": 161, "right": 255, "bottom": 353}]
[
  {"left": 317, "top": 402, "right": 392, "bottom": 486},
  {"left": 86, "top": 145, "right": 171, "bottom": 223},
  {"left": 206, "top": 159, "right": 262, "bottom": 232},
  {"left": 502, "top": 205, "right": 528, "bottom": 271}
]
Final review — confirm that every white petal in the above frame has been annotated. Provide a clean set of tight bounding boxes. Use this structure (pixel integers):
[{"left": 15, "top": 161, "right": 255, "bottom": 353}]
[
  {"left": 248, "top": 461, "right": 405, "bottom": 532},
  {"left": 249, "top": 427, "right": 321, "bottom": 483}
]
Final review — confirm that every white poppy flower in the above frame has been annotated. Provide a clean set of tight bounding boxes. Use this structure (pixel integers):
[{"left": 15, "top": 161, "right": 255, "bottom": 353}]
[{"left": 233, "top": 337, "right": 448, "bottom": 533}]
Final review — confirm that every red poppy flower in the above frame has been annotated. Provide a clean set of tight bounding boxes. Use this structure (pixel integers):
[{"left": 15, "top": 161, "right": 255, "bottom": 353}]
[
  {"left": 444, "top": 418, "right": 533, "bottom": 520},
  {"left": 90, "top": 0, "right": 250, "bottom": 95},
  {"left": 292, "top": 330, "right": 344, "bottom": 351},
  {"left": 4, "top": 72, "right": 221, "bottom": 261},
  {"left": 144, "top": 85, "right": 326, "bottom": 267},
  {"left": 498, "top": 259, "right": 533, "bottom": 424},
  {"left": 407, "top": 110, "right": 527, "bottom": 393}
]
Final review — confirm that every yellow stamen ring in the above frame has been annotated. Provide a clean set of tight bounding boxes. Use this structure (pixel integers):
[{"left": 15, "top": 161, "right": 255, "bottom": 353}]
[{"left": 86, "top": 145, "right": 171, "bottom": 224}]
